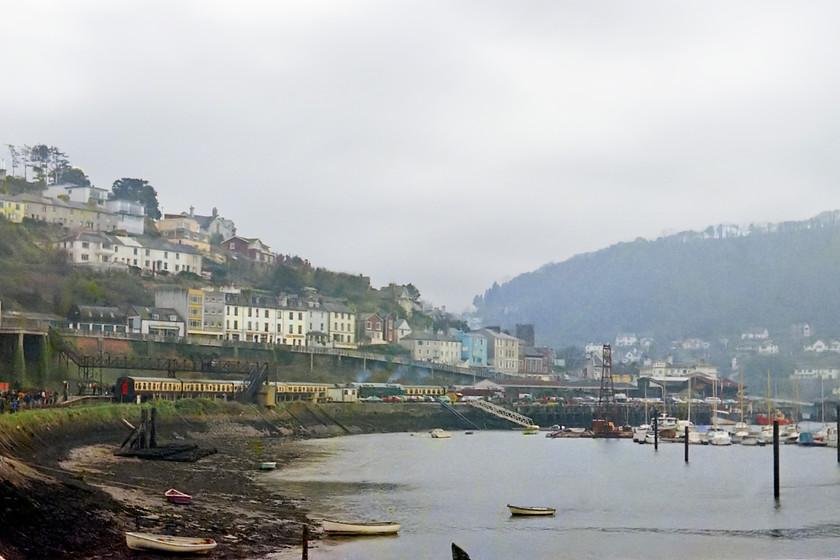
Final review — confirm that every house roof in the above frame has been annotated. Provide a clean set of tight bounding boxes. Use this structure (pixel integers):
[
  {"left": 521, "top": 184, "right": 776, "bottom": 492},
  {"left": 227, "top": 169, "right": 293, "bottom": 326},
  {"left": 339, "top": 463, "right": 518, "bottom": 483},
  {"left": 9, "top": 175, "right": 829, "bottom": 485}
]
[
  {"left": 401, "top": 331, "right": 459, "bottom": 342},
  {"left": 72, "top": 306, "right": 126, "bottom": 323},
  {"left": 128, "top": 306, "right": 183, "bottom": 322}
]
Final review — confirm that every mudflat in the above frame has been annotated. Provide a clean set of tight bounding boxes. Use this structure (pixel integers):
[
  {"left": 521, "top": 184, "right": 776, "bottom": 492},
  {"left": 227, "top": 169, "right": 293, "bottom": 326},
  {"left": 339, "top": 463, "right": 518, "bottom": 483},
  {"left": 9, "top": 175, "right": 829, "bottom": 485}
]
[{"left": 0, "top": 413, "right": 316, "bottom": 559}]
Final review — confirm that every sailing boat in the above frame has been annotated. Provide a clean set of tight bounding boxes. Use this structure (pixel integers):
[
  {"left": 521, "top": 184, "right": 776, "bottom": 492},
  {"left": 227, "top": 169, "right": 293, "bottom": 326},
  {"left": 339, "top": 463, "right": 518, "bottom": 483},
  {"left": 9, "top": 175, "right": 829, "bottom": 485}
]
[
  {"left": 707, "top": 376, "right": 732, "bottom": 446},
  {"left": 756, "top": 370, "right": 793, "bottom": 425},
  {"left": 731, "top": 368, "right": 751, "bottom": 444}
]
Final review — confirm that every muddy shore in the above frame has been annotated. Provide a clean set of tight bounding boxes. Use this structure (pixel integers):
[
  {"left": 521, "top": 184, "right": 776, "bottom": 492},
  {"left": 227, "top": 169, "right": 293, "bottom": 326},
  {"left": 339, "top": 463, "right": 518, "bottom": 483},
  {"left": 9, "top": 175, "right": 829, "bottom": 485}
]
[{"left": 0, "top": 401, "right": 497, "bottom": 559}]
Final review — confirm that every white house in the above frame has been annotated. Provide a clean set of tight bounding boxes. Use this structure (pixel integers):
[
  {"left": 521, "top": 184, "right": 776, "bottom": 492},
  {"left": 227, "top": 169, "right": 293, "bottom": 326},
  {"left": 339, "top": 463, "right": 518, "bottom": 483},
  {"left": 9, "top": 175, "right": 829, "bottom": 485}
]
[
  {"left": 104, "top": 199, "right": 145, "bottom": 234},
  {"left": 56, "top": 231, "right": 127, "bottom": 271},
  {"left": 804, "top": 340, "right": 828, "bottom": 353},
  {"left": 127, "top": 306, "right": 186, "bottom": 337},
  {"left": 615, "top": 333, "right": 637, "bottom": 347},
  {"left": 400, "top": 331, "right": 462, "bottom": 365}
]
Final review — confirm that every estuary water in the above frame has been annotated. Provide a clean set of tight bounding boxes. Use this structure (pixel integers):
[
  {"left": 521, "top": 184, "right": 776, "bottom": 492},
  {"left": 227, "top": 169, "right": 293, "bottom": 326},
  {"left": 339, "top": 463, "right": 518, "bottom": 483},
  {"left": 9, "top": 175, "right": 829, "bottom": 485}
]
[{"left": 269, "top": 430, "right": 840, "bottom": 560}]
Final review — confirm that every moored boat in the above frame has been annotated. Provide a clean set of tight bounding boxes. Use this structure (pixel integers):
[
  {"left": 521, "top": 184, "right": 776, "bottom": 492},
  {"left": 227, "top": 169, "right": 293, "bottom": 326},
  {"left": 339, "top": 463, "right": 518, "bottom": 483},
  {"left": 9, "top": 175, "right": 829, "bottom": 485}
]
[
  {"left": 165, "top": 488, "right": 193, "bottom": 504},
  {"left": 707, "top": 428, "right": 732, "bottom": 446},
  {"left": 322, "top": 519, "right": 401, "bottom": 535},
  {"left": 523, "top": 425, "right": 540, "bottom": 435},
  {"left": 507, "top": 504, "right": 556, "bottom": 516},
  {"left": 632, "top": 424, "right": 651, "bottom": 443},
  {"left": 430, "top": 428, "right": 452, "bottom": 439},
  {"left": 124, "top": 532, "right": 217, "bottom": 554},
  {"left": 756, "top": 412, "right": 794, "bottom": 426},
  {"left": 827, "top": 426, "right": 838, "bottom": 448},
  {"left": 259, "top": 461, "right": 278, "bottom": 470}
]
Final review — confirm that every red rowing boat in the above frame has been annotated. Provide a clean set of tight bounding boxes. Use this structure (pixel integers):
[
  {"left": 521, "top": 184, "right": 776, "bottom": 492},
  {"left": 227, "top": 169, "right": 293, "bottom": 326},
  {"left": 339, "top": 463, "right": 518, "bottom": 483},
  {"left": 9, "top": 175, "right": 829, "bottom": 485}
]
[{"left": 165, "top": 488, "right": 192, "bottom": 504}]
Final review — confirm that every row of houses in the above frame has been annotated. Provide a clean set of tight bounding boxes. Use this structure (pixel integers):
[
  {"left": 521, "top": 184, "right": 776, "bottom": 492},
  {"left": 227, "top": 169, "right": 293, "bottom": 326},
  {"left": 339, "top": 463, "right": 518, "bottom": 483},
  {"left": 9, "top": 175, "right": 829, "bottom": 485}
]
[
  {"left": 56, "top": 231, "right": 203, "bottom": 275},
  {"left": 0, "top": 189, "right": 146, "bottom": 234},
  {"left": 63, "top": 286, "right": 556, "bottom": 376}
]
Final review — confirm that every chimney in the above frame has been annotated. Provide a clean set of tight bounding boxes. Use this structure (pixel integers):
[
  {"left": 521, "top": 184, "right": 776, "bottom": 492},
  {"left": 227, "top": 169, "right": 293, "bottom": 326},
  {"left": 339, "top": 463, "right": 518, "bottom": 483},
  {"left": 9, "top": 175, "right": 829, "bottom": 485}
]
[
  {"left": 212, "top": 207, "right": 218, "bottom": 218},
  {"left": 189, "top": 206, "right": 194, "bottom": 217}
]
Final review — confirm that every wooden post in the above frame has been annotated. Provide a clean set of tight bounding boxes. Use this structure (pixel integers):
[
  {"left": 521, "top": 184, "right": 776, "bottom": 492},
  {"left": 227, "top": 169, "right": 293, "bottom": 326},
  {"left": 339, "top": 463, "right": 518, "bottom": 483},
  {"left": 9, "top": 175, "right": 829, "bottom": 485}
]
[
  {"left": 836, "top": 405, "right": 839, "bottom": 464},
  {"left": 141, "top": 408, "right": 150, "bottom": 449},
  {"left": 653, "top": 414, "right": 659, "bottom": 451},
  {"left": 301, "top": 524, "right": 308, "bottom": 560},
  {"left": 684, "top": 426, "right": 689, "bottom": 463},
  {"left": 773, "top": 420, "right": 780, "bottom": 500},
  {"left": 150, "top": 407, "right": 157, "bottom": 448}
]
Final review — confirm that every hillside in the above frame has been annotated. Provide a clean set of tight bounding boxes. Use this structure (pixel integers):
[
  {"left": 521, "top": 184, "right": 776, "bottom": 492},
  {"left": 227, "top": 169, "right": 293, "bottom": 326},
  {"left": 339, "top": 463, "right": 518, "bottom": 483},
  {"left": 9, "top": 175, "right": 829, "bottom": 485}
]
[{"left": 472, "top": 210, "right": 840, "bottom": 347}]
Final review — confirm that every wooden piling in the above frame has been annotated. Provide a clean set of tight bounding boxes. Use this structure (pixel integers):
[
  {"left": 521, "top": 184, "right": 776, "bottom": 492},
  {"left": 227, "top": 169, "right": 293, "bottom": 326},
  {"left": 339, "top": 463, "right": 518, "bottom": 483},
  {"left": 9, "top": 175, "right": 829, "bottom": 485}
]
[
  {"left": 301, "top": 524, "right": 308, "bottom": 560},
  {"left": 141, "top": 408, "right": 150, "bottom": 449},
  {"left": 773, "top": 420, "right": 780, "bottom": 500},
  {"left": 684, "top": 426, "right": 689, "bottom": 463},
  {"left": 150, "top": 407, "right": 157, "bottom": 448},
  {"left": 836, "top": 405, "right": 839, "bottom": 464},
  {"left": 653, "top": 414, "right": 658, "bottom": 451}
]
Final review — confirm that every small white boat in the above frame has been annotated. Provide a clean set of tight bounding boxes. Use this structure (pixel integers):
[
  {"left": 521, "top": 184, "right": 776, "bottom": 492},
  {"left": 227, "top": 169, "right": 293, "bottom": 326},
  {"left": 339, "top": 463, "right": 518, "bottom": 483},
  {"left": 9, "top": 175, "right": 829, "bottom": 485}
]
[
  {"left": 430, "top": 428, "right": 452, "bottom": 439},
  {"left": 124, "top": 532, "right": 217, "bottom": 554},
  {"left": 523, "top": 425, "right": 540, "bottom": 435},
  {"left": 827, "top": 426, "right": 838, "bottom": 448},
  {"left": 707, "top": 429, "right": 732, "bottom": 446},
  {"left": 507, "top": 504, "right": 556, "bottom": 516},
  {"left": 633, "top": 424, "right": 651, "bottom": 443},
  {"left": 259, "top": 461, "right": 278, "bottom": 470},
  {"left": 322, "top": 519, "right": 401, "bottom": 535}
]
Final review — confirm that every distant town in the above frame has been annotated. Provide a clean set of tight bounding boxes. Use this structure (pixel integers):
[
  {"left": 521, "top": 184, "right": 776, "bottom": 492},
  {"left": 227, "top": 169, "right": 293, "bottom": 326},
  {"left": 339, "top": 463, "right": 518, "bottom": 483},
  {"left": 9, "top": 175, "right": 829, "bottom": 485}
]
[{"left": 1, "top": 146, "right": 839, "bottom": 413}]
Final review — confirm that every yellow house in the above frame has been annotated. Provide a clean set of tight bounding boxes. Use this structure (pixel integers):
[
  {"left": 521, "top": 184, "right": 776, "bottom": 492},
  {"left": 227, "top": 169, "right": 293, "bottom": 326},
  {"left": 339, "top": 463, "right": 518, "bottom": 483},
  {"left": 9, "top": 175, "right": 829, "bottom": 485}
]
[{"left": 0, "top": 195, "right": 25, "bottom": 223}]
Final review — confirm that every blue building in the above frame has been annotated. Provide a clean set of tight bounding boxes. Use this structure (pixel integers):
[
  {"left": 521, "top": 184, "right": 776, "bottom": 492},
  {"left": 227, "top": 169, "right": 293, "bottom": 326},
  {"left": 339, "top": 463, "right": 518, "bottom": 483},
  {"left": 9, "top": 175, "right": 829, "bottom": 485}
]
[{"left": 460, "top": 331, "right": 488, "bottom": 368}]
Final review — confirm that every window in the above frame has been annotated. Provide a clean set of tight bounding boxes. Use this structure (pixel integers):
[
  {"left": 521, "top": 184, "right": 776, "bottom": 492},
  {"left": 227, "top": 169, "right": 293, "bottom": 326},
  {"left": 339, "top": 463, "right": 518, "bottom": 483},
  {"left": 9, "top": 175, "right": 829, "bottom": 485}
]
[
  {"left": 82, "top": 242, "right": 89, "bottom": 248},
  {"left": 81, "top": 254, "right": 89, "bottom": 261},
  {"left": 264, "top": 310, "right": 269, "bottom": 318},
  {"left": 298, "top": 312, "right": 303, "bottom": 320},
  {"left": 288, "top": 325, "right": 294, "bottom": 334},
  {"left": 289, "top": 312, "right": 294, "bottom": 320},
  {"left": 298, "top": 325, "right": 302, "bottom": 334}
]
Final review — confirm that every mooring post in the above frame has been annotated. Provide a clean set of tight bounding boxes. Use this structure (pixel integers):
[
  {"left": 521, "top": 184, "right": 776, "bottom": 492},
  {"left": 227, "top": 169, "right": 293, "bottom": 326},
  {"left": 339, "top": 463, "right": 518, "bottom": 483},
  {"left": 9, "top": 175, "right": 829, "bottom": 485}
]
[
  {"left": 684, "top": 426, "right": 689, "bottom": 463},
  {"left": 836, "top": 405, "right": 839, "bottom": 464},
  {"left": 301, "top": 524, "right": 308, "bottom": 560},
  {"left": 773, "top": 420, "right": 780, "bottom": 500},
  {"left": 141, "top": 408, "right": 150, "bottom": 449},
  {"left": 150, "top": 407, "right": 157, "bottom": 448},
  {"left": 653, "top": 414, "right": 659, "bottom": 451}
]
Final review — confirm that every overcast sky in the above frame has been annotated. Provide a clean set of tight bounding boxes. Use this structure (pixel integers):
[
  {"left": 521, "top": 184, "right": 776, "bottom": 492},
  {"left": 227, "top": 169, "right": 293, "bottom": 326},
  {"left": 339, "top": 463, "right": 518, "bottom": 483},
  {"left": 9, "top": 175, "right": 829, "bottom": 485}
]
[{"left": 4, "top": 1, "right": 840, "bottom": 312}]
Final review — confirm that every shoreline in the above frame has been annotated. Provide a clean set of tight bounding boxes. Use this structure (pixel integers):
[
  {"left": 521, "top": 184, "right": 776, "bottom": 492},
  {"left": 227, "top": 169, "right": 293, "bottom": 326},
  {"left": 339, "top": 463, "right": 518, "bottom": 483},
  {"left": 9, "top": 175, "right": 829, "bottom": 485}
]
[
  {"left": 0, "top": 400, "right": 490, "bottom": 559},
  {"left": 0, "top": 408, "right": 321, "bottom": 559}
]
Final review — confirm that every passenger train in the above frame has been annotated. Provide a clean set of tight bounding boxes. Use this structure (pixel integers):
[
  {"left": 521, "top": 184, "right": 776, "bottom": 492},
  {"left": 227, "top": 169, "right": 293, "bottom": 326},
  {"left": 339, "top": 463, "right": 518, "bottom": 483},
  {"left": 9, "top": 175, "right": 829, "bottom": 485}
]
[{"left": 114, "top": 376, "right": 450, "bottom": 404}]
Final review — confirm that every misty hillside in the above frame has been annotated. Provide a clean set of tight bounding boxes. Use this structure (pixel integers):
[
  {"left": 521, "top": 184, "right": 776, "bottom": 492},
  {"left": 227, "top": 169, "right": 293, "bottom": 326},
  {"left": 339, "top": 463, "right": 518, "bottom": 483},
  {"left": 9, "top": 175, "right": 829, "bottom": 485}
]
[{"left": 473, "top": 211, "right": 840, "bottom": 347}]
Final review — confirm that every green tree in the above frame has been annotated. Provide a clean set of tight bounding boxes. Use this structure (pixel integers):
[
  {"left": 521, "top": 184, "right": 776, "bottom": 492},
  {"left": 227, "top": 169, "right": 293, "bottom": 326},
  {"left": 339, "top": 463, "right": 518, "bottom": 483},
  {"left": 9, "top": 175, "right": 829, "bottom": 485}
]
[
  {"left": 111, "top": 178, "right": 161, "bottom": 219},
  {"left": 62, "top": 167, "right": 91, "bottom": 187}
]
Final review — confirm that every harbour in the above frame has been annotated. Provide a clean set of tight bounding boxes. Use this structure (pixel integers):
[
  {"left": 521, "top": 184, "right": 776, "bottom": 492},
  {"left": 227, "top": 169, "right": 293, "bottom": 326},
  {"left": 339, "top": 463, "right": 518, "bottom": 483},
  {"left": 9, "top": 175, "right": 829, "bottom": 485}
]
[{"left": 269, "top": 430, "right": 840, "bottom": 560}]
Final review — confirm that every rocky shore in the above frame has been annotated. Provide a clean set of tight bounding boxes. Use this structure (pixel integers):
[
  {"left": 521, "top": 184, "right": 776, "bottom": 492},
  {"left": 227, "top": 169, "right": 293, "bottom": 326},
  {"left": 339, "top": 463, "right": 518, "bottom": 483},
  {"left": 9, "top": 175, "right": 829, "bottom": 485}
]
[{"left": 0, "top": 400, "right": 490, "bottom": 559}]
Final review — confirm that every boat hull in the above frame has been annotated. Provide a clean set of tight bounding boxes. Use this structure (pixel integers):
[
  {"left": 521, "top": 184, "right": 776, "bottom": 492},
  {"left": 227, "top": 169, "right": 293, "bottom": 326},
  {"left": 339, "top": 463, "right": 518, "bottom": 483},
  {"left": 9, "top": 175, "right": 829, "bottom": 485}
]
[
  {"left": 165, "top": 488, "right": 193, "bottom": 504},
  {"left": 124, "top": 532, "right": 216, "bottom": 554},
  {"left": 507, "top": 504, "right": 556, "bottom": 516},
  {"left": 322, "top": 520, "right": 401, "bottom": 535}
]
